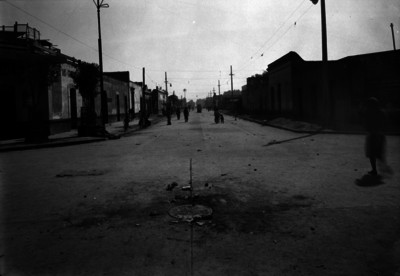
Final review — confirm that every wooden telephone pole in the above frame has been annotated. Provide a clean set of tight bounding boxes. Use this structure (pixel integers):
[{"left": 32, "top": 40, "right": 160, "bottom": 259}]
[
  {"left": 390, "top": 23, "right": 397, "bottom": 50},
  {"left": 165, "top": 72, "right": 168, "bottom": 95}
]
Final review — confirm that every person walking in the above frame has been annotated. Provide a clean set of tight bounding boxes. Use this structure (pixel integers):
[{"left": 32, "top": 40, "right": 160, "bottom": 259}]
[
  {"left": 362, "top": 97, "right": 392, "bottom": 176},
  {"left": 183, "top": 106, "right": 189, "bottom": 122},
  {"left": 214, "top": 108, "right": 220, "bottom": 124}
]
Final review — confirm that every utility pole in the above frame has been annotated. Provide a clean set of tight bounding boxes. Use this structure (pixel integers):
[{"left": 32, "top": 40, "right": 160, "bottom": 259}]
[
  {"left": 320, "top": 0, "right": 328, "bottom": 62},
  {"left": 140, "top": 67, "right": 147, "bottom": 128},
  {"left": 93, "top": 0, "right": 109, "bottom": 126},
  {"left": 230, "top": 65, "right": 234, "bottom": 98},
  {"left": 311, "top": 0, "right": 330, "bottom": 126},
  {"left": 165, "top": 72, "right": 168, "bottom": 96},
  {"left": 390, "top": 23, "right": 396, "bottom": 51},
  {"left": 218, "top": 80, "right": 221, "bottom": 95}
]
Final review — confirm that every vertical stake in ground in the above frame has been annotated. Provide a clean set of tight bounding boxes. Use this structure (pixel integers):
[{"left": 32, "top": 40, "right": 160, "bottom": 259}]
[
  {"left": 190, "top": 158, "right": 193, "bottom": 206},
  {"left": 189, "top": 158, "right": 194, "bottom": 276}
]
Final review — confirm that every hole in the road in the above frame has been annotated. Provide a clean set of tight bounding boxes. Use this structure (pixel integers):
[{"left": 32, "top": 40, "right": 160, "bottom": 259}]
[{"left": 168, "top": 204, "right": 213, "bottom": 222}]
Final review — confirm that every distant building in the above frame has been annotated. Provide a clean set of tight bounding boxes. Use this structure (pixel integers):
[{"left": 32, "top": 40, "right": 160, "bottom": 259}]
[
  {"left": 151, "top": 87, "right": 167, "bottom": 115},
  {"left": 0, "top": 22, "right": 140, "bottom": 140},
  {"left": 242, "top": 72, "right": 268, "bottom": 115},
  {"left": 243, "top": 50, "right": 400, "bottom": 130},
  {"left": 103, "top": 71, "right": 130, "bottom": 123}
]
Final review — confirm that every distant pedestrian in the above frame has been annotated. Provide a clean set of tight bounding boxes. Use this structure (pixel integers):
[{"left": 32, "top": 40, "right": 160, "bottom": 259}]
[
  {"left": 176, "top": 107, "right": 181, "bottom": 120},
  {"left": 220, "top": 113, "right": 224, "bottom": 124},
  {"left": 183, "top": 106, "right": 189, "bottom": 122},
  {"left": 214, "top": 108, "right": 220, "bottom": 124},
  {"left": 362, "top": 97, "right": 392, "bottom": 177}
]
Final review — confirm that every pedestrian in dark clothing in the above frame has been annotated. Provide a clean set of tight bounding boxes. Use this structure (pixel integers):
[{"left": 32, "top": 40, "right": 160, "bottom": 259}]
[
  {"left": 220, "top": 113, "right": 224, "bottom": 123},
  {"left": 214, "top": 108, "right": 220, "bottom": 124},
  {"left": 183, "top": 107, "right": 189, "bottom": 122},
  {"left": 362, "top": 97, "right": 392, "bottom": 176},
  {"left": 176, "top": 107, "right": 181, "bottom": 120}
]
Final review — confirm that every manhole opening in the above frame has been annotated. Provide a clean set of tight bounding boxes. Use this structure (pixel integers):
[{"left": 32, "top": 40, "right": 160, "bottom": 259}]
[{"left": 168, "top": 204, "right": 213, "bottom": 222}]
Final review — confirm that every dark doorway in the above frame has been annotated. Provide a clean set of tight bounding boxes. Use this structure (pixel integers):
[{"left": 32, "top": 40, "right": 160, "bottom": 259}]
[
  {"left": 116, "top": 94, "right": 120, "bottom": 121},
  {"left": 0, "top": 84, "right": 18, "bottom": 140},
  {"left": 70, "top": 88, "right": 77, "bottom": 129},
  {"left": 130, "top": 88, "right": 135, "bottom": 117},
  {"left": 124, "top": 95, "right": 128, "bottom": 118},
  {"left": 102, "top": 90, "right": 109, "bottom": 124}
]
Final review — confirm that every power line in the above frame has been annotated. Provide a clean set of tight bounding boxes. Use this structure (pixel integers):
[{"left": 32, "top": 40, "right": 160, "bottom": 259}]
[
  {"left": 239, "top": 2, "right": 313, "bottom": 71},
  {"left": 238, "top": 0, "right": 306, "bottom": 70},
  {"left": 4, "top": 0, "right": 99, "bottom": 52},
  {"left": 4, "top": 0, "right": 145, "bottom": 73}
]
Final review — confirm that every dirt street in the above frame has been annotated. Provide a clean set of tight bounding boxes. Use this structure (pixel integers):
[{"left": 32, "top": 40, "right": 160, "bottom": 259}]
[{"left": 1, "top": 111, "right": 399, "bottom": 275}]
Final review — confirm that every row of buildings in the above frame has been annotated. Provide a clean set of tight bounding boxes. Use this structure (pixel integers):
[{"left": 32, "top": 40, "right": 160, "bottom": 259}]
[
  {"left": 231, "top": 50, "right": 399, "bottom": 131},
  {"left": 0, "top": 22, "right": 168, "bottom": 141}
]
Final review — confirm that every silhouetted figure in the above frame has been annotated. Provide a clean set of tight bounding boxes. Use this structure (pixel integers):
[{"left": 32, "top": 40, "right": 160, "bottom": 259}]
[
  {"left": 176, "top": 107, "right": 181, "bottom": 120},
  {"left": 214, "top": 108, "right": 220, "bottom": 124},
  {"left": 183, "top": 106, "right": 189, "bottom": 122},
  {"left": 362, "top": 97, "right": 392, "bottom": 176},
  {"left": 220, "top": 113, "right": 224, "bottom": 123}
]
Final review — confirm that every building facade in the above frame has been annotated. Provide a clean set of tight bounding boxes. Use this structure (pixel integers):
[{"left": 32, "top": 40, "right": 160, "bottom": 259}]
[{"left": 243, "top": 50, "right": 400, "bottom": 131}]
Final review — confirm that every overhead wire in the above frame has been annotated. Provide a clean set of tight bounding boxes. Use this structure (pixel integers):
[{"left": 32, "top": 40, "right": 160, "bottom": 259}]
[
  {"left": 237, "top": 0, "right": 306, "bottom": 71},
  {"left": 4, "top": 0, "right": 309, "bottom": 95},
  {"left": 238, "top": 2, "right": 313, "bottom": 72}
]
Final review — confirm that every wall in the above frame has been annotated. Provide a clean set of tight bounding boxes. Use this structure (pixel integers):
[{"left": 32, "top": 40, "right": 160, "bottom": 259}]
[
  {"left": 130, "top": 82, "right": 142, "bottom": 115},
  {"left": 104, "top": 74, "right": 129, "bottom": 122}
]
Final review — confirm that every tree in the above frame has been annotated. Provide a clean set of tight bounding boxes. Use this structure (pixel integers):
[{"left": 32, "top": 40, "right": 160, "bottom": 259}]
[
  {"left": 70, "top": 61, "right": 100, "bottom": 136},
  {"left": 70, "top": 61, "right": 99, "bottom": 110}
]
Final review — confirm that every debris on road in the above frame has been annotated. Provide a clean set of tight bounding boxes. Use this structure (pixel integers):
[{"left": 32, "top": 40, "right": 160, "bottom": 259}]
[
  {"left": 166, "top": 182, "right": 178, "bottom": 191},
  {"left": 266, "top": 139, "right": 278, "bottom": 146},
  {"left": 196, "top": 221, "right": 207, "bottom": 226},
  {"left": 205, "top": 182, "right": 213, "bottom": 189}
]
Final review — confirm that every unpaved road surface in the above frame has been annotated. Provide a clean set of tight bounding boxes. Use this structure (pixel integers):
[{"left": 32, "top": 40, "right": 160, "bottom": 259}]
[{"left": 1, "top": 111, "right": 399, "bottom": 275}]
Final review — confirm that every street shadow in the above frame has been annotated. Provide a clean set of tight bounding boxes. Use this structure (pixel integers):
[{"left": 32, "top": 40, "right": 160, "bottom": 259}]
[
  {"left": 355, "top": 174, "right": 385, "bottom": 187},
  {"left": 263, "top": 133, "right": 318, "bottom": 147}
]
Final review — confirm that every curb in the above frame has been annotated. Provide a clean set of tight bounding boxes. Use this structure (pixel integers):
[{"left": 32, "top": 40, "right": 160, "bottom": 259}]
[
  {"left": 0, "top": 116, "right": 166, "bottom": 152},
  {"left": 228, "top": 113, "right": 400, "bottom": 136},
  {"left": 0, "top": 137, "right": 106, "bottom": 152}
]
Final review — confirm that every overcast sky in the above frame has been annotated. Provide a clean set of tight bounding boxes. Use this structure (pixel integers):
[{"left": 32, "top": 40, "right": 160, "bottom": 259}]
[{"left": 1, "top": 0, "right": 399, "bottom": 99}]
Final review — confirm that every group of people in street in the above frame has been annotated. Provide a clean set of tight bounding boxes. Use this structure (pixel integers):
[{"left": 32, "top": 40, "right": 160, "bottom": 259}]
[
  {"left": 163, "top": 96, "right": 391, "bottom": 179},
  {"left": 165, "top": 102, "right": 189, "bottom": 125}
]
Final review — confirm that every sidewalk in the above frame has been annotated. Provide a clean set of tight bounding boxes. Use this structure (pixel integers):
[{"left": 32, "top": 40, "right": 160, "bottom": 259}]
[
  {"left": 0, "top": 116, "right": 165, "bottom": 152},
  {"left": 225, "top": 112, "right": 400, "bottom": 135}
]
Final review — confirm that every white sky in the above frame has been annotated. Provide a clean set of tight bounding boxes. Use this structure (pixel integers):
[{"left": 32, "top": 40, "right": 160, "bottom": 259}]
[{"left": 1, "top": 0, "right": 399, "bottom": 100}]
